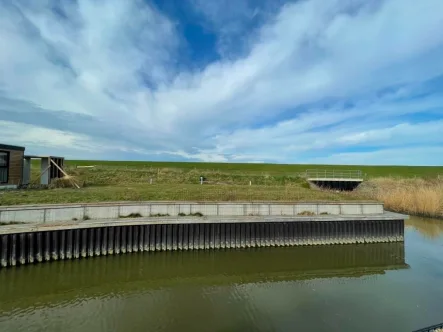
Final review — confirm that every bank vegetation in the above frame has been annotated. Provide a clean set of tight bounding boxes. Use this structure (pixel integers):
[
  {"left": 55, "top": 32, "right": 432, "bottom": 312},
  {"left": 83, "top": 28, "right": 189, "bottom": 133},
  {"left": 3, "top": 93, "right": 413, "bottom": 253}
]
[
  {"left": 0, "top": 165, "right": 358, "bottom": 205},
  {"left": 1, "top": 163, "right": 441, "bottom": 219},
  {"left": 356, "top": 177, "right": 443, "bottom": 218}
]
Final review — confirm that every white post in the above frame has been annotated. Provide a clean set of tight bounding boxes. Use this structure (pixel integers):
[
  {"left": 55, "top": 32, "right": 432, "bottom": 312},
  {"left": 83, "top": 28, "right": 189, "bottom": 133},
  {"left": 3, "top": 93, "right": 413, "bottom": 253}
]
[
  {"left": 22, "top": 157, "right": 31, "bottom": 185},
  {"left": 249, "top": 181, "right": 251, "bottom": 186},
  {"left": 41, "top": 157, "right": 50, "bottom": 185},
  {"left": 200, "top": 176, "right": 203, "bottom": 185}
]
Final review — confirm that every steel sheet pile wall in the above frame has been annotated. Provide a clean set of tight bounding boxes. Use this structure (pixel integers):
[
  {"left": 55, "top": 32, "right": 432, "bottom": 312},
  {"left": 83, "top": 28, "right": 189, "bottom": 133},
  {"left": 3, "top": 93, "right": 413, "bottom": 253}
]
[{"left": 0, "top": 220, "right": 404, "bottom": 268}]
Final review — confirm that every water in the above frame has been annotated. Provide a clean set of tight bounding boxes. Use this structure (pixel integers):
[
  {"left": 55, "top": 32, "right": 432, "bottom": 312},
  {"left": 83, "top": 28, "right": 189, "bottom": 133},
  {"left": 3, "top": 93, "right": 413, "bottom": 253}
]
[{"left": 0, "top": 217, "right": 442, "bottom": 332}]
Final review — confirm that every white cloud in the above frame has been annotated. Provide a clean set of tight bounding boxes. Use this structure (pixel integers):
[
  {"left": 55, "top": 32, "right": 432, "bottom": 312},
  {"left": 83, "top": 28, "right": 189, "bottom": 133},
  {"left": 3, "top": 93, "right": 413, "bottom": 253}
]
[
  {"left": 0, "top": 120, "right": 143, "bottom": 159},
  {"left": 0, "top": 0, "right": 177, "bottom": 118},
  {"left": 0, "top": 121, "right": 92, "bottom": 150},
  {"left": 0, "top": 0, "right": 443, "bottom": 165}
]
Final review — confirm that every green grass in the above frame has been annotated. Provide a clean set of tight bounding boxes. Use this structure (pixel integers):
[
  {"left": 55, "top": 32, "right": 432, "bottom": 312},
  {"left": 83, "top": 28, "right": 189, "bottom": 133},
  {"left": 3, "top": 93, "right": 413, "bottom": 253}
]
[
  {"left": 0, "top": 184, "right": 363, "bottom": 205},
  {"left": 2, "top": 159, "right": 439, "bottom": 206},
  {"left": 65, "top": 160, "right": 443, "bottom": 178}
]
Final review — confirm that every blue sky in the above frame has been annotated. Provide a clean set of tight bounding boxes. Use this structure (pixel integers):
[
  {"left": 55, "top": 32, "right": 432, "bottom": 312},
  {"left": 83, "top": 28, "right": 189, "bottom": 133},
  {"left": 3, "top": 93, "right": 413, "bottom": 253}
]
[{"left": 0, "top": 0, "right": 442, "bottom": 165}]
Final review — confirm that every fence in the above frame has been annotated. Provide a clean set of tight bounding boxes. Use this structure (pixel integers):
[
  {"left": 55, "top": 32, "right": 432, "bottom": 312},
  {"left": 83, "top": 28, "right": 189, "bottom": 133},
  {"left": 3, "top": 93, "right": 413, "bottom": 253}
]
[
  {"left": 0, "top": 184, "right": 365, "bottom": 206},
  {"left": 305, "top": 169, "right": 363, "bottom": 179},
  {"left": 94, "top": 185, "right": 357, "bottom": 202}
]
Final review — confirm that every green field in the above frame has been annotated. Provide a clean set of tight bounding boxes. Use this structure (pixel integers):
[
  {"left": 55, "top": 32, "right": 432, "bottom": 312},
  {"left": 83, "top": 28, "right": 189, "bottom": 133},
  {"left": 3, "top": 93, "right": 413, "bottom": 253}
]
[
  {"left": 2, "top": 184, "right": 363, "bottom": 206},
  {"left": 66, "top": 160, "right": 443, "bottom": 178},
  {"left": 1, "top": 160, "right": 441, "bottom": 206}
]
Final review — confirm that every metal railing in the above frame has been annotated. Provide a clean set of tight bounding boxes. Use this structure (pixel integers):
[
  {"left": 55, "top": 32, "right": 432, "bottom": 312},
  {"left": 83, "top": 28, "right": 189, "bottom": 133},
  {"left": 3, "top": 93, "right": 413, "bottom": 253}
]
[
  {"left": 305, "top": 169, "right": 363, "bottom": 179},
  {"left": 413, "top": 323, "right": 443, "bottom": 332}
]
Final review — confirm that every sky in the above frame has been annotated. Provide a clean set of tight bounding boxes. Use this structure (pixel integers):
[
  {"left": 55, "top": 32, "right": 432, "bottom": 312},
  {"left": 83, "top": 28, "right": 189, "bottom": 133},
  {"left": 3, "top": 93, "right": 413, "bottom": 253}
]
[{"left": 0, "top": 0, "right": 442, "bottom": 166}]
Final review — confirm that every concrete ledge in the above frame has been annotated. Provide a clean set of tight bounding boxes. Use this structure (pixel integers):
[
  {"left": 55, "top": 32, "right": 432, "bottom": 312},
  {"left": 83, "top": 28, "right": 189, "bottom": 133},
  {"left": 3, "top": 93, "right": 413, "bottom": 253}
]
[{"left": 0, "top": 201, "right": 385, "bottom": 224}]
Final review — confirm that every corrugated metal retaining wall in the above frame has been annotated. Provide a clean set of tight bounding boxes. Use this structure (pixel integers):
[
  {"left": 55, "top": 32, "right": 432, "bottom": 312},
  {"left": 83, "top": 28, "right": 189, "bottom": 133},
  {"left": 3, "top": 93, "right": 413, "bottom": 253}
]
[{"left": 0, "top": 219, "right": 404, "bottom": 268}]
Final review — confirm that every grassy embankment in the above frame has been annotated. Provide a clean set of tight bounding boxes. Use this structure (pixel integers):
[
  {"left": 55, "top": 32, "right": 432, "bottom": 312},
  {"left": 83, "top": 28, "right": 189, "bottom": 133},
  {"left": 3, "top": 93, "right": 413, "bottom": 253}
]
[
  {"left": 0, "top": 160, "right": 442, "bottom": 218},
  {"left": 68, "top": 160, "right": 443, "bottom": 178}
]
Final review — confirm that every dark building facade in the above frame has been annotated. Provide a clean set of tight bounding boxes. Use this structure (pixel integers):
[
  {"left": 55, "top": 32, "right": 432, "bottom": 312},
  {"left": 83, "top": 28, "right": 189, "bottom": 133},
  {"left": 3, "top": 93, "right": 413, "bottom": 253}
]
[{"left": 0, "top": 144, "right": 25, "bottom": 186}]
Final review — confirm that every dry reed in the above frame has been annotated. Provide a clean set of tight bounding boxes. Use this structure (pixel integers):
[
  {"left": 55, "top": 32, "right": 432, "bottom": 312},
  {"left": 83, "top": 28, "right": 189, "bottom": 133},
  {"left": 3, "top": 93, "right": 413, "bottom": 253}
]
[
  {"left": 357, "top": 178, "right": 443, "bottom": 218},
  {"left": 49, "top": 176, "right": 84, "bottom": 189}
]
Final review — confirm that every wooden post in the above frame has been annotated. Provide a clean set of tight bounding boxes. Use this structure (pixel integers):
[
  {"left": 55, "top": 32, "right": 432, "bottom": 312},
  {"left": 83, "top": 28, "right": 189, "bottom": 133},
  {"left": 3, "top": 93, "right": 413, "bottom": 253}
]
[{"left": 50, "top": 159, "right": 80, "bottom": 188}]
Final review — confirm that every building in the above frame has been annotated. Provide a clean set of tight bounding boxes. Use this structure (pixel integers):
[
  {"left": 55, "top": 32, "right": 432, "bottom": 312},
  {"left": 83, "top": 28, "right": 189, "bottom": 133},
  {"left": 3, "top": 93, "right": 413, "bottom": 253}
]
[
  {"left": 0, "top": 143, "right": 25, "bottom": 187},
  {"left": 0, "top": 143, "right": 65, "bottom": 188}
]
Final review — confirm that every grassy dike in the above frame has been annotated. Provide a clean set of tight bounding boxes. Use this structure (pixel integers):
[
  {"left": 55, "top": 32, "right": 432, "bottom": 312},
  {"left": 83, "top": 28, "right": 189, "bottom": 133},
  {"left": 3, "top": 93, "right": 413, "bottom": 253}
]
[
  {"left": 67, "top": 160, "right": 443, "bottom": 178},
  {"left": 0, "top": 161, "right": 442, "bottom": 218},
  {"left": 0, "top": 164, "right": 355, "bottom": 204}
]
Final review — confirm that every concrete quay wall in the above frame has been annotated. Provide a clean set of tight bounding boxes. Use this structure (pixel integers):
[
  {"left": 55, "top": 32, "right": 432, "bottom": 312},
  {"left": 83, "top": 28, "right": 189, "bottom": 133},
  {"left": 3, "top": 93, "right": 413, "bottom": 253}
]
[{"left": 0, "top": 201, "right": 384, "bottom": 224}]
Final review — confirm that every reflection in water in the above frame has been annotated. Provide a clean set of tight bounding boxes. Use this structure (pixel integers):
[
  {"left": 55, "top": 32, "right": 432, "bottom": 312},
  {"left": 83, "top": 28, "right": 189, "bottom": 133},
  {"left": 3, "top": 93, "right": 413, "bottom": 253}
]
[
  {"left": 1, "top": 219, "right": 443, "bottom": 332},
  {"left": 0, "top": 243, "right": 407, "bottom": 310},
  {"left": 406, "top": 217, "right": 443, "bottom": 239},
  {"left": 0, "top": 243, "right": 408, "bottom": 332}
]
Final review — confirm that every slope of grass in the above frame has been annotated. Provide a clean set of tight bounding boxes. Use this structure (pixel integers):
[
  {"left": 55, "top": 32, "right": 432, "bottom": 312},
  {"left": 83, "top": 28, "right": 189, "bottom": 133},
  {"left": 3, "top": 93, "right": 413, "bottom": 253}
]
[
  {"left": 65, "top": 160, "right": 443, "bottom": 178},
  {"left": 57, "top": 165, "right": 310, "bottom": 186},
  {"left": 3, "top": 160, "right": 440, "bottom": 208},
  {"left": 0, "top": 184, "right": 363, "bottom": 205}
]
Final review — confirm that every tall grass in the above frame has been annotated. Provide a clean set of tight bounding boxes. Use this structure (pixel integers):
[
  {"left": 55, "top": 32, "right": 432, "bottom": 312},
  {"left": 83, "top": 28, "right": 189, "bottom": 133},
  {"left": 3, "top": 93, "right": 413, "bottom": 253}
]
[
  {"left": 0, "top": 164, "right": 362, "bottom": 205},
  {"left": 37, "top": 165, "right": 309, "bottom": 187},
  {"left": 357, "top": 178, "right": 443, "bottom": 218},
  {"left": 0, "top": 184, "right": 362, "bottom": 206},
  {"left": 65, "top": 160, "right": 443, "bottom": 178},
  {"left": 7, "top": 162, "right": 442, "bottom": 209}
]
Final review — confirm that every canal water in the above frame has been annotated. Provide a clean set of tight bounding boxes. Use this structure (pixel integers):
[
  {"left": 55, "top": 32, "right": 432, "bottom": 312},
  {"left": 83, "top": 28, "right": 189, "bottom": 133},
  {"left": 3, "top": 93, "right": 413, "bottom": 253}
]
[{"left": 0, "top": 217, "right": 442, "bottom": 332}]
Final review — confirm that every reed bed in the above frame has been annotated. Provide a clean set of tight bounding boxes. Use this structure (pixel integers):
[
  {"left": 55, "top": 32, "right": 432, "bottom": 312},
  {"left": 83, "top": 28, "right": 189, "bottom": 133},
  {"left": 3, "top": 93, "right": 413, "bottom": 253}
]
[{"left": 356, "top": 178, "right": 443, "bottom": 218}]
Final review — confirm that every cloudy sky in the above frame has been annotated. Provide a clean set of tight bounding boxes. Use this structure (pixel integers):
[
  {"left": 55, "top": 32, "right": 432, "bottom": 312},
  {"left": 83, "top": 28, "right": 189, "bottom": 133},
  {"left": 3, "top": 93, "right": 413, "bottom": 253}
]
[{"left": 0, "top": 0, "right": 442, "bottom": 165}]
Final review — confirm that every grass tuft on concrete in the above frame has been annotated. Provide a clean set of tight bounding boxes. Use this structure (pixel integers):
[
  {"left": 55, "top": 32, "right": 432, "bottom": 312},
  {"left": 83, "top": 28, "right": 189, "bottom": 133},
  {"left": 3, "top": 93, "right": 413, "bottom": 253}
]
[
  {"left": 120, "top": 213, "right": 143, "bottom": 218},
  {"left": 0, "top": 221, "right": 27, "bottom": 226},
  {"left": 298, "top": 211, "right": 316, "bottom": 216}
]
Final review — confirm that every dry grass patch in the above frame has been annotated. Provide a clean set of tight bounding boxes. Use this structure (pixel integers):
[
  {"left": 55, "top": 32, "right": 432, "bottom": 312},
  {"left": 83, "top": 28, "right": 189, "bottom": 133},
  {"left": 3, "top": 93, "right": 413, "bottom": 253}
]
[
  {"left": 356, "top": 178, "right": 443, "bottom": 218},
  {"left": 297, "top": 211, "right": 316, "bottom": 216},
  {"left": 49, "top": 176, "right": 85, "bottom": 188}
]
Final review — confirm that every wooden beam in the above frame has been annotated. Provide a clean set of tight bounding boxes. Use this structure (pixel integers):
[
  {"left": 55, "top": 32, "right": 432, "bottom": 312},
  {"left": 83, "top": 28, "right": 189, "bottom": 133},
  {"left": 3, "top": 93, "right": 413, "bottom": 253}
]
[
  {"left": 37, "top": 165, "right": 51, "bottom": 181},
  {"left": 50, "top": 159, "right": 80, "bottom": 189}
]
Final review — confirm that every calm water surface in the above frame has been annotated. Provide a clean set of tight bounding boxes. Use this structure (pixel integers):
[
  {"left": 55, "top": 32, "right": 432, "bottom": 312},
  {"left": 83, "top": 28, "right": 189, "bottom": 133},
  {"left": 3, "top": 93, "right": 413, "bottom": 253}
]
[{"left": 0, "top": 216, "right": 443, "bottom": 332}]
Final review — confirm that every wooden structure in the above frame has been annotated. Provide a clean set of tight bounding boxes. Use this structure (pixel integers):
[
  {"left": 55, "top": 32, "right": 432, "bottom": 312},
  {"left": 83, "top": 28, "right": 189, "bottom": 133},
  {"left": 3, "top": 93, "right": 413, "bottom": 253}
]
[
  {"left": 0, "top": 144, "right": 25, "bottom": 187},
  {"left": 23, "top": 155, "right": 65, "bottom": 186},
  {"left": 0, "top": 143, "right": 69, "bottom": 188}
]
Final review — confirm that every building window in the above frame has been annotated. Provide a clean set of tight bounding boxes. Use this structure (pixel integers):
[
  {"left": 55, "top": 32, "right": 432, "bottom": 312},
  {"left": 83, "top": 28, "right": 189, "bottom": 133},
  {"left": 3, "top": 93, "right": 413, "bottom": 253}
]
[{"left": 0, "top": 151, "right": 9, "bottom": 184}]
